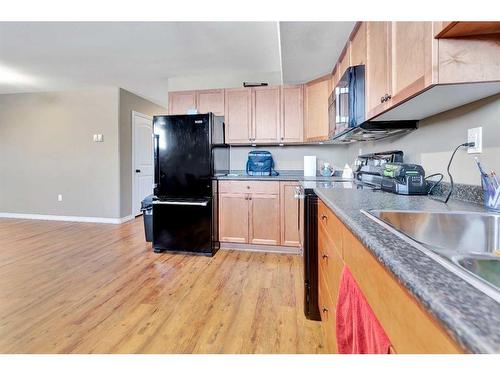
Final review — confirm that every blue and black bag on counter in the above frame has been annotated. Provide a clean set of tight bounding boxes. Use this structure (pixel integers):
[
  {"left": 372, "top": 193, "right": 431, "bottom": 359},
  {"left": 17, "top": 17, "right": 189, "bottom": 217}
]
[{"left": 245, "top": 151, "right": 279, "bottom": 176}]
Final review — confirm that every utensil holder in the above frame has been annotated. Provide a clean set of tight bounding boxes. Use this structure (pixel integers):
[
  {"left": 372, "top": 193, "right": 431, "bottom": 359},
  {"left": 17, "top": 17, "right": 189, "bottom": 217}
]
[{"left": 481, "top": 174, "right": 500, "bottom": 212}]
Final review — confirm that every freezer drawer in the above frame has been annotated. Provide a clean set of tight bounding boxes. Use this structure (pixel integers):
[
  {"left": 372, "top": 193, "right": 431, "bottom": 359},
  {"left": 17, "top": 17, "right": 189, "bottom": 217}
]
[{"left": 152, "top": 199, "right": 218, "bottom": 255}]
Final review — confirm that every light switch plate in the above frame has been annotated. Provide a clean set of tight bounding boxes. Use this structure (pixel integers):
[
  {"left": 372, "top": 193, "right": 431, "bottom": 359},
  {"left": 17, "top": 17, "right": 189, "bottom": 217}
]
[
  {"left": 57, "top": 194, "right": 63, "bottom": 202},
  {"left": 97, "top": 134, "right": 103, "bottom": 142},
  {"left": 467, "top": 127, "right": 482, "bottom": 154}
]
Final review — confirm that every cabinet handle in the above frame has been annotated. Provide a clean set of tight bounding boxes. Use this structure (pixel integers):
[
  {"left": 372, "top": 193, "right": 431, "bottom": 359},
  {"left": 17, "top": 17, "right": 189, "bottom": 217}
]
[
  {"left": 321, "top": 214, "right": 328, "bottom": 221},
  {"left": 380, "top": 96, "right": 385, "bottom": 103},
  {"left": 322, "top": 253, "right": 328, "bottom": 259},
  {"left": 322, "top": 306, "right": 329, "bottom": 313},
  {"left": 386, "top": 94, "right": 392, "bottom": 100}
]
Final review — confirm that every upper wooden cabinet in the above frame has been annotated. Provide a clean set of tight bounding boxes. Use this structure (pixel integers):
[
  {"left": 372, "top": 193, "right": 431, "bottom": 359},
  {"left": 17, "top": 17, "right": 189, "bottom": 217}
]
[
  {"left": 196, "top": 89, "right": 225, "bottom": 116},
  {"left": 168, "top": 91, "right": 197, "bottom": 115},
  {"left": 349, "top": 22, "right": 367, "bottom": 67},
  {"left": 337, "top": 48, "right": 350, "bottom": 80},
  {"left": 435, "top": 21, "right": 500, "bottom": 38},
  {"left": 366, "top": 22, "right": 392, "bottom": 119},
  {"left": 252, "top": 86, "right": 281, "bottom": 144},
  {"left": 389, "top": 22, "right": 434, "bottom": 106},
  {"left": 224, "top": 88, "right": 252, "bottom": 143},
  {"left": 304, "top": 76, "right": 331, "bottom": 142},
  {"left": 281, "top": 85, "right": 304, "bottom": 143},
  {"left": 224, "top": 84, "right": 304, "bottom": 145},
  {"left": 169, "top": 89, "right": 224, "bottom": 115}
]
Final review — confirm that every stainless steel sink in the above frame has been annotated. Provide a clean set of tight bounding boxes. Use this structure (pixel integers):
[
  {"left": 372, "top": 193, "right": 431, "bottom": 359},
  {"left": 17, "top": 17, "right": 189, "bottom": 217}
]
[
  {"left": 362, "top": 210, "right": 500, "bottom": 302},
  {"left": 454, "top": 255, "right": 500, "bottom": 289}
]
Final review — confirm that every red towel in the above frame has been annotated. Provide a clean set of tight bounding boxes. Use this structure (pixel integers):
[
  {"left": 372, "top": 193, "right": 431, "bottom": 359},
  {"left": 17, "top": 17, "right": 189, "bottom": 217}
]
[{"left": 336, "top": 266, "right": 392, "bottom": 354}]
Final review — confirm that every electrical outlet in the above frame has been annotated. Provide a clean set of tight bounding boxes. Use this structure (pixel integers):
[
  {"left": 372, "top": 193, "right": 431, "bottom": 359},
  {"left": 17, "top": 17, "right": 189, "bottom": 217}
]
[
  {"left": 467, "top": 127, "right": 483, "bottom": 154},
  {"left": 57, "top": 194, "right": 63, "bottom": 202},
  {"left": 93, "top": 134, "right": 98, "bottom": 142}
]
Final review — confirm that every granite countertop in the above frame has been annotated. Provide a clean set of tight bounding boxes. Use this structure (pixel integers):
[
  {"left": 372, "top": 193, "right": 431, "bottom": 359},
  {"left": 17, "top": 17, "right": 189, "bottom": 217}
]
[
  {"left": 310, "top": 181, "right": 500, "bottom": 353},
  {"left": 215, "top": 170, "right": 345, "bottom": 182}
]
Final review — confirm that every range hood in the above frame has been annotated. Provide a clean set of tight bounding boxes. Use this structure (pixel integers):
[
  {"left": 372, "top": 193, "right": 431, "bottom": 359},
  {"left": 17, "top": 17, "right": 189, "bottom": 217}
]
[{"left": 329, "top": 120, "right": 417, "bottom": 144}]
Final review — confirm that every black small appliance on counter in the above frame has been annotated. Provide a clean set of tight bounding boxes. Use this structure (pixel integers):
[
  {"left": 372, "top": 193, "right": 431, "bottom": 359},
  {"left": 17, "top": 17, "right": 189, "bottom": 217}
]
[
  {"left": 354, "top": 150, "right": 429, "bottom": 195},
  {"left": 380, "top": 163, "right": 428, "bottom": 195}
]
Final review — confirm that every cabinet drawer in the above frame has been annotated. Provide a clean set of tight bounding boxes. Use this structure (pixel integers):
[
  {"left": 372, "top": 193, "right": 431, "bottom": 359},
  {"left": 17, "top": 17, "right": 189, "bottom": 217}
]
[
  {"left": 318, "top": 200, "right": 343, "bottom": 257},
  {"left": 219, "top": 180, "right": 279, "bottom": 195},
  {"left": 318, "top": 265, "right": 337, "bottom": 353},
  {"left": 318, "top": 223, "right": 344, "bottom": 310}
]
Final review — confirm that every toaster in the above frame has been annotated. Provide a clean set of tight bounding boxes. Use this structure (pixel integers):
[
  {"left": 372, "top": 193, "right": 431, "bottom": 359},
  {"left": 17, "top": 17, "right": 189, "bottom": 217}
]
[{"left": 381, "top": 163, "right": 428, "bottom": 195}]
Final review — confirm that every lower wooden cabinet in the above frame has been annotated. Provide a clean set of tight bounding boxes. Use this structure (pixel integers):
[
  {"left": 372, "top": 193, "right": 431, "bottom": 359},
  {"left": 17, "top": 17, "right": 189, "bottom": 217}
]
[
  {"left": 219, "top": 193, "right": 249, "bottom": 243},
  {"left": 317, "top": 199, "right": 464, "bottom": 354},
  {"left": 280, "top": 182, "right": 301, "bottom": 247},
  {"left": 249, "top": 194, "right": 280, "bottom": 245},
  {"left": 218, "top": 180, "right": 300, "bottom": 248}
]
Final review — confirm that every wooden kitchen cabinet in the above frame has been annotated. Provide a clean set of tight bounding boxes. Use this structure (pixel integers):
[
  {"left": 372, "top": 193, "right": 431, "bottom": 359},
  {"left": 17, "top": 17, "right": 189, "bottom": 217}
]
[
  {"left": 337, "top": 47, "right": 350, "bottom": 80},
  {"left": 196, "top": 89, "right": 225, "bottom": 116},
  {"left": 252, "top": 86, "right": 281, "bottom": 144},
  {"left": 224, "top": 88, "right": 252, "bottom": 143},
  {"left": 219, "top": 193, "right": 250, "bottom": 243},
  {"left": 280, "top": 85, "right": 304, "bottom": 143},
  {"left": 219, "top": 181, "right": 280, "bottom": 246},
  {"left": 365, "top": 22, "right": 392, "bottom": 119},
  {"left": 317, "top": 198, "right": 464, "bottom": 354},
  {"left": 168, "top": 91, "right": 197, "bottom": 115},
  {"left": 304, "top": 76, "right": 331, "bottom": 142},
  {"left": 435, "top": 21, "right": 500, "bottom": 38},
  {"left": 389, "top": 22, "right": 434, "bottom": 106},
  {"left": 249, "top": 193, "right": 280, "bottom": 245},
  {"left": 280, "top": 182, "right": 301, "bottom": 247},
  {"left": 349, "top": 22, "right": 367, "bottom": 67}
]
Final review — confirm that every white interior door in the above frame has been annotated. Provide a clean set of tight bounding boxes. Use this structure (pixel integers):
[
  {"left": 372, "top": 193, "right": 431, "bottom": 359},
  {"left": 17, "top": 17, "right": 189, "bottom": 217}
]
[{"left": 133, "top": 111, "right": 154, "bottom": 216}]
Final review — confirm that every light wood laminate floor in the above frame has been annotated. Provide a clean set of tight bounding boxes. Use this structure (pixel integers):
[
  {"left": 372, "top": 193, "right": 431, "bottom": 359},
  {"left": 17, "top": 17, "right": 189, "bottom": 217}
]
[{"left": 0, "top": 217, "right": 324, "bottom": 353}]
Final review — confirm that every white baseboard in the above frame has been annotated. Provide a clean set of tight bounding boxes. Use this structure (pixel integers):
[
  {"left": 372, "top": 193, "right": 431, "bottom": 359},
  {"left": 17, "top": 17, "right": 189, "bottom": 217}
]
[
  {"left": 0, "top": 212, "right": 135, "bottom": 224},
  {"left": 220, "top": 242, "right": 302, "bottom": 255}
]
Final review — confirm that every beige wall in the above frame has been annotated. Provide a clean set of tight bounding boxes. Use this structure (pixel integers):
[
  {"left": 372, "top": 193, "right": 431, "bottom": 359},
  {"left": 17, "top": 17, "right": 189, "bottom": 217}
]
[
  {"left": 229, "top": 144, "right": 350, "bottom": 172},
  {"left": 118, "top": 89, "right": 166, "bottom": 217},
  {"left": 0, "top": 88, "right": 121, "bottom": 218},
  {"left": 346, "top": 94, "right": 500, "bottom": 186},
  {"left": 230, "top": 94, "right": 500, "bottom": 186}
]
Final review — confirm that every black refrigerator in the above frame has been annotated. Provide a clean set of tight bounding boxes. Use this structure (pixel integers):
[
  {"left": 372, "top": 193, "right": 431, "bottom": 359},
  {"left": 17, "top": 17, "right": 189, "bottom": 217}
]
[{"left": 152, "top": 113, "right": 229, "bottom": 256}]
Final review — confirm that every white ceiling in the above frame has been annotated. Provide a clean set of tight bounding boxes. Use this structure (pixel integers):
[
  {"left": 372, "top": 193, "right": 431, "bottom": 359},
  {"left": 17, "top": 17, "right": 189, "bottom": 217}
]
[
  {"left": 280, "top": 21, "right": 356, "bottom": 83},
  {"left": 0, "top": 22, "right": 354, "bottom": 107}
]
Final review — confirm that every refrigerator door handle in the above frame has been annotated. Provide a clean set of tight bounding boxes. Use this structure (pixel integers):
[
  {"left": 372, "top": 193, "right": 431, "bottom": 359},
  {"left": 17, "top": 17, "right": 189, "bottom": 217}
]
[
  {"left": 154, "top": 134, "right": 160, "bottom": 189},
  {"left": 153, "top": 200, "right": 209, "bottom": 207}
]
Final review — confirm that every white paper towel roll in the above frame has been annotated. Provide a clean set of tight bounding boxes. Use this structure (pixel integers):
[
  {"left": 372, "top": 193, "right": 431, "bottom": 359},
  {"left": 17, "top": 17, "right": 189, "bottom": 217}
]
[{"left": 304, "top": 156, "right": 317, "bottom": 177}]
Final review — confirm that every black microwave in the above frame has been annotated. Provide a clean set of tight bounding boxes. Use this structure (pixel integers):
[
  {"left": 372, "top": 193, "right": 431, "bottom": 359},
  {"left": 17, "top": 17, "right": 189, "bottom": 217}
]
[{"left": 328, "top": 65, "right": 366, "bottom": 138}]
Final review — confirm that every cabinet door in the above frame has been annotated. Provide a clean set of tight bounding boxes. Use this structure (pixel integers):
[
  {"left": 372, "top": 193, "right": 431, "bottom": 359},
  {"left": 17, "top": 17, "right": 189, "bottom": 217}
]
[
  {"left": 350, "top": 22, "right": 367, "bottom": 66},
  {"left": 224, "top": 88, "right": 252, "bottom": 144},
  {"left": 390, "top": 22, "right": 434, "bottom": 105},
  {"left": 281, "top": 85, "right": 304, "bottom": 143},
  {"left": 337, "top": 47, "right": 350, "bottom": 79},
  {"left": 249, "top": 193, "right": 280, "bottom": 245},
  {"left": 280, "top": 182, "right": 300, "bottom": 247},
  {"left": 304, "top": 77, "right": 330, "bottom": 142},
  {"left": 168, "top": 91, "right": 197, "bottom": 115},
  {"left": 252, "top": 86, "right": 281, "bottom": 143},
  {"left": 196, "top": 89, "right": 225, "bottom": 116},
  {"left": 219, "top": 193, "right": 249, "bottom": 243},
  {"left": 366, "top": 22, "right": 391, "bottom": 119}
]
